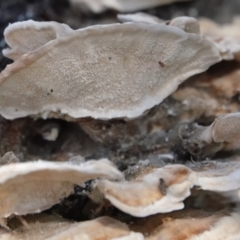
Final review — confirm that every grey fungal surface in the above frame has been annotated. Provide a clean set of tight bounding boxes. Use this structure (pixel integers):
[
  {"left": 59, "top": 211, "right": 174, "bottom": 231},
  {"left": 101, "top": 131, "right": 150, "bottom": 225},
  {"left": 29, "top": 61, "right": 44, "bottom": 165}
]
[
  {"left": 0, "top": 159, "right": 122, "bottom": 228},
  {"left": 70, "top": 0, "right": 191, "bottom": 13},
  {"left": 2, "top": 20, "right": 73, "bottom": 60},
  {"left": 0, "top": 22, "right": 221, "bottom": 120}
]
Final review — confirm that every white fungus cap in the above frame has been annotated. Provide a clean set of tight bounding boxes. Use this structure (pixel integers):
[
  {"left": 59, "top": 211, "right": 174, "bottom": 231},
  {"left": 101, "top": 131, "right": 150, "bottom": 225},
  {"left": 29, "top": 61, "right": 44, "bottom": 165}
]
[{"left": 0, "top": 22, "right": 221, "bottom": 120}]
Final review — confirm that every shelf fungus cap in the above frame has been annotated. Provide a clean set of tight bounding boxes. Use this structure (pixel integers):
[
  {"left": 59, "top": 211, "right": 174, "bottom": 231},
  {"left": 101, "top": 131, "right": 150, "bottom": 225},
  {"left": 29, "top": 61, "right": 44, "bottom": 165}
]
[
  {"left": 133, "top": 208, "right": 240, "bottom": 240},
  {"left": 0, "top": 216, "right": 143, "bottom": 240},
  {"left": 117, "top": 13, "right": 163, "bottom": 24},
  {"left": 70, "top": 0, "right": 191, "bottom": 13},
  {"left": 0, "top": 159, "right": 122, "bottom": 220},
  {"left": 168, "top": 16, "right": 201, "bottom": 35},
  {"left": 186, "top": 208, "right": 240, "bottom": 240},
  {"left": 0, "top": 22, "right": 221, "bottom": 120},
  {"left": 194, "top": 160, "right": 240, "bottom": 192},
  {"left": 199, "top": 112, "right": 240, "bottom": 150},
  {"left": 200, "top": 18, "right": 240, "bottom": 61},
  {"left": 47, "top": 217, "right": 144, "bottom": 240},
  {"left": 2, "top": 20, "right": 73, "bottom": 60},
  {"left": 96, "top": 165, "right": 196, "bottom": 217},
  {"left": 118, "top": 15, "right": 200, "bottom": 35}
]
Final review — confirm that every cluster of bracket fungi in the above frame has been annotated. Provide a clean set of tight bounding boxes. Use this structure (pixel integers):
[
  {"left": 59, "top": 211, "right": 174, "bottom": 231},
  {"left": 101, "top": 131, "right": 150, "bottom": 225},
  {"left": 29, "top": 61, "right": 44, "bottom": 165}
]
[{"left": 1, "top": 1, "right": 240, "bottom": 239}]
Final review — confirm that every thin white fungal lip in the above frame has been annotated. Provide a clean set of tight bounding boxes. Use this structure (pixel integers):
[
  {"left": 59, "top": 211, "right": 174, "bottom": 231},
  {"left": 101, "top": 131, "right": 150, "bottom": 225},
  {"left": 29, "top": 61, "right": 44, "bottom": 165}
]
[{"left": 117, "top": 12, "right": 163, "bottom": 24}]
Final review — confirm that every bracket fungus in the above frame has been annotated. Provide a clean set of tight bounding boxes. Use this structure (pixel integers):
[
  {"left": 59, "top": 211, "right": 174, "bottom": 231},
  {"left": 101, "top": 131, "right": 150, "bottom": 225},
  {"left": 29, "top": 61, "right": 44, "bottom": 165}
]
[
  {"left": 131, "top": 208, "right": 240, "bottom": 240},
  {"left": 0, "top": 159, "right": 122, "bottom": 228},
  {"left": 117, "top": 13, "right": 163, "bottom": 24},
  {"left": 47, "top": 217, "right": 144, "bottom": 240},
  {"left": 69, "top": 0, "right": 191, "bottom": 13},
  {"left": 194, "top": 160, "right": 240, "bottom": 192},
  {"left": 0, "top": 216, "right": 144, "bottom": 240},
  {"left": 2, "top": 20, "right": 73, "bottom": 61},
  {"left": 96, "top": 160, "right": 240, "bottom": 217},
  {"left": 181, "top": 112, "right": 240, "bottom": 157},
  {"left": 118, "top": 14, "right": 200, "bottom": 35},
  {"left": 200, "top": 18, "right": 240, "bottom": 61},
  {"left": 168, "top": 16, "right": 200, "bottom": 35},
  {"left": 199, "top": 112, "right": 240, "bottom": 150},
  {"left": 1, "top": 11, "right": 240, "bottom": 239},
  {"left": 0, "top": 214, "right": 72, "bottom": 239},
  {"left": 0, "top": 21, "right": 221, "bottom": 120},
  {"left": 96, "top": 165, "right": 197, "bottom": 217}
]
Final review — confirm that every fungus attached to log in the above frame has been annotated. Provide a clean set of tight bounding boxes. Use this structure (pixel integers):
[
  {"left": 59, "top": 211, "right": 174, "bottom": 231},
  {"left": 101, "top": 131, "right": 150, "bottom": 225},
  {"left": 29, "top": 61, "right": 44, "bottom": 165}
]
[
  {"left": 200, "top": 112, "right": 240, "bottom": 150},
  {"left": 96, "top": 165, "right": 196, "bottom": 217},
  {"left": 95, "top": 159, "right": 240, "bottom": 217},
  {"left": 200, "top": 17, "right": 240, "bottom": 61},
  {"left": 118, "top": 14, "right": 200, "bottom": 35},
  {"left": 131, "top": 208, "right": 240, "bottom": 240},
  {"left": 181, "top": 112, "right": 240, "bottom": 157},
  {"left": 168, "top": 16, "right": 201, "bottom": 35},
  {"left": 194, "top": 160, "right": 240, "bottom": 192},
  {"left": 0, "top": 159, "right": 122, "bottom": 228},
  {"left": 0, "top": 21, "right": 221, "bottom": 120},
  {"left": 47, "top": 217, "right": 144, "bottom": 240},
  {"left": 2, "top": 20, "right": 73, "bottom": 61},
  {"left": 0, "top": 215, "right": 144, "bottom": 240},
  {"left": 117, "top": 12, "right": 163, "bottom": 24},
  {"left": 70, "top": 0, "right": 191, "bottom": 13}
]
